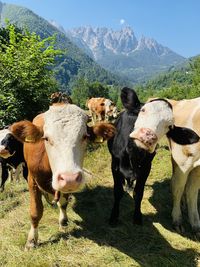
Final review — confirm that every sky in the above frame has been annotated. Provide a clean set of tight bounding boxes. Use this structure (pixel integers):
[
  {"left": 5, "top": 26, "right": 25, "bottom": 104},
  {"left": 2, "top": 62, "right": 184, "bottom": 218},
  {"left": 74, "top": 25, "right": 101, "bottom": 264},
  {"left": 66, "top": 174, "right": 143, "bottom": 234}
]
[{"left": 2, "top": 0, "right": 200, "bottom": 58}]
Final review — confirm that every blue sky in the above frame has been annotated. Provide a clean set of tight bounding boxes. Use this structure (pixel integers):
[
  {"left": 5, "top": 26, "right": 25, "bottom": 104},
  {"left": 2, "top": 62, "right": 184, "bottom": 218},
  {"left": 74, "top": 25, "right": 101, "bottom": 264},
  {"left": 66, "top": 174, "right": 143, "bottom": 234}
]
[{"left": 2, "top": 0, "right": 200, "bottom": 58}]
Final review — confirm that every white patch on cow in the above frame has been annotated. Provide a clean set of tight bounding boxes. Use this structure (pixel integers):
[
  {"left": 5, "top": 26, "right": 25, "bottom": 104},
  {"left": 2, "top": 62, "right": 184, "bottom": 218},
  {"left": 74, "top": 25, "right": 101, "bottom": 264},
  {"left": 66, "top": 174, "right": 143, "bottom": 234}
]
[
  {"left": 136, "top": 101, "right": 173, "bottom": 139},
  {"left": 43, "top": 104, "right": 88, "bottom": 192},
  {"left": 27, "top": 225, "right": 38, "bottom": 245},
  {"left": 130, "top": 101, "right": 174, "bottom": 151},
  {"left": 0, "top": 129, "right": 10, "bottom": 142},
  {"left": 57, "top": 194, "right": 68, "bottom": 227}
]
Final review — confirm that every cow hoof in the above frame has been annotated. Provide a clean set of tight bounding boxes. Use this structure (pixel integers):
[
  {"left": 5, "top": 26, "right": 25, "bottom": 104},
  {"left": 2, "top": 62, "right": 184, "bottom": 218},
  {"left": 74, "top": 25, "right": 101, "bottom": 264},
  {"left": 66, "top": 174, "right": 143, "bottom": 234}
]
[
  {"left": 133, "top": 214, "right": 143, "bottom": 225},
  {"left": 0, "top": 187, "right": 4, "bottom": 192},
  {"left": 24, "top": 240, "right": 38, "bottom": 251},
  {"left": 109, "top": 218, "right": 119, "bottom": 227},
  {"left": 191, "top": 226, "right": 200, "bottom": 240},
  {"left": 60, "top": 218, "right": 68, "bottom": 227},
  {"left": 173, "top": 224, "right": 185, "bottom": 234}
]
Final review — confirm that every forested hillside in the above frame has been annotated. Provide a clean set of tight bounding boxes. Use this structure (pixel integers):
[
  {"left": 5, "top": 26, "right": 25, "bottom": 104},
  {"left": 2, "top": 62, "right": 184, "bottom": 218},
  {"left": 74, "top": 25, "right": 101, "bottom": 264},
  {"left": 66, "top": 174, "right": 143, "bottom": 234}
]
[
  {"left": 135, "top": 56, "right": 200, "bottom": 101},
  {"left": 0, "top": 2, "right": 123, "bottom": 91}
]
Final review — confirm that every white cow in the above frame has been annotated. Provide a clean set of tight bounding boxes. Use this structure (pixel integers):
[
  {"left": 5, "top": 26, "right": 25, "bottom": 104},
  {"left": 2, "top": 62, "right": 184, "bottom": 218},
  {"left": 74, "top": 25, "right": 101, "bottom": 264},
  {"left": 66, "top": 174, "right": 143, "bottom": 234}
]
[{"left": 129, "top": 98, "right": 200, "bottom": 236}]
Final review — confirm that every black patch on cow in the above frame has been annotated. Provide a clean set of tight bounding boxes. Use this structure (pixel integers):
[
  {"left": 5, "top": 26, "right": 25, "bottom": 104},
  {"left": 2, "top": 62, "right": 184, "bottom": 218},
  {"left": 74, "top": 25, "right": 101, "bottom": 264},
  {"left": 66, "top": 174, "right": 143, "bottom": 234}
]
[
  {"left": 167, "top": 125, "right": 200, "bottom": 145},
  {"left": 0, "top": 133, "right": 27, "bottom": 191},
  {"left": 108, "top": 88, "right": 156, "bottom": 226},
  {"left": 149, "top": 98, "right": 173, "bottom": 110},
  {"left": 121, "top": 87, "right": 141, "bottom": 112}
]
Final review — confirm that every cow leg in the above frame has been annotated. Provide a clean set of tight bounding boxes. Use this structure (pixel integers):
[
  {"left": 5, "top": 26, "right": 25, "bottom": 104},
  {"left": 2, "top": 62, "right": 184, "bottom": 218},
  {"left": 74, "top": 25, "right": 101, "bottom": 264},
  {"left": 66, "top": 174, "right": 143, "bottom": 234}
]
[
  {"left": 97, "top": 113, "right": 102, "bottom": 122},
  {"left": 0, "top": 163, "right": 9, "bottom": 192},
  {"left": 57, "top": 194, "right": 69, "bottom": 230},
  {"left": 22, "top": 163, "right": 28, "bottom": 181},
  {"left": 186, "top": 167, "right": 200, "bottom": 236},
  {"left": 15, "top": 164, "right": 22, "bottom": 182},
  {"left": 133, "top": 163, "right": 152, "bottom": 225},
  {"left": 89, "top": 110, "right": 95, "bottom": 125},
  {"left": 109, "top": 160, "right": 124, "bottom": 226},
  {"left": 25, "top": 176, "right": 43, "bottom": 250},
  {"left": 171, "top": 162, "right": 189, "bottom": 233}
]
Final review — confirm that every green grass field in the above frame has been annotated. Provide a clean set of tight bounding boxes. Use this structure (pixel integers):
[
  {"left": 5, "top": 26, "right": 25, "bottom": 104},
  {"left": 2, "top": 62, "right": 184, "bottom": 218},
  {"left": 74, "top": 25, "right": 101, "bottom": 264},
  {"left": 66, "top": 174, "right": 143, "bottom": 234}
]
[{"left": 0, "top": 140, "right": 200, "bottom": 267}]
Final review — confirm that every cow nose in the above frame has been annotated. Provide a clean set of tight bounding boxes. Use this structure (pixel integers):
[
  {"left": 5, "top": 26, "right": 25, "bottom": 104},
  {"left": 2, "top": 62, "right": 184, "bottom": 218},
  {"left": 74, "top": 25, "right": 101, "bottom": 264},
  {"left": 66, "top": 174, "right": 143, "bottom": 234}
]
[
  {"left": 130, "top": 128, "right": 158, "bottom": 147},
  {"left": 56, "top": 172, "right": 83, "bottom": 193}
]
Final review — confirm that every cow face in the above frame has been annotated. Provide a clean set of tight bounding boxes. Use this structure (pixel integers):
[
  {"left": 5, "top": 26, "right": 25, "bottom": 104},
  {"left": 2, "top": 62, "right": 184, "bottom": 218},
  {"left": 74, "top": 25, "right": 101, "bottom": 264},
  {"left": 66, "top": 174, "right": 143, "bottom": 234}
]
[
  {"left": 0, "top": 129, "right": 18, "bottom": 158},
  {"left": 130, "top": 99, "right": 200, "bottom": 153},
  {"left": 10, "top": 104, "right": 115, "bottom": 194},
  {"left": 43, "top": 104, "right": 88, "bottom": 193},
  {"left": 104, "top": 99, "right": 118, "bottom": 118}
]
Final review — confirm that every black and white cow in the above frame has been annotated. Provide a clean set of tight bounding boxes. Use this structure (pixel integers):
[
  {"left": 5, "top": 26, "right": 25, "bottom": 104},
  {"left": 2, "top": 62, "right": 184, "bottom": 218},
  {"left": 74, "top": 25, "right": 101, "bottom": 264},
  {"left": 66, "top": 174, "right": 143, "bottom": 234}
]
[
  {"left": 108, "top": 88, "right": 200, "bottom": 226},
  {"left": 0, "top": 129, "right": 28, "bottom": 191}
]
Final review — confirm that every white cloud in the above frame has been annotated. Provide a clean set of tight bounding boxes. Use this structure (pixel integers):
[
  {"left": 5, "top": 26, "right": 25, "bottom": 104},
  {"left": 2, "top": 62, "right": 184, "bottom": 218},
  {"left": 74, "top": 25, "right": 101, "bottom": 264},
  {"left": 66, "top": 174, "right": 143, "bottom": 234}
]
[{"left": 120, "top": 19, "right": 125, "bottom": 25}]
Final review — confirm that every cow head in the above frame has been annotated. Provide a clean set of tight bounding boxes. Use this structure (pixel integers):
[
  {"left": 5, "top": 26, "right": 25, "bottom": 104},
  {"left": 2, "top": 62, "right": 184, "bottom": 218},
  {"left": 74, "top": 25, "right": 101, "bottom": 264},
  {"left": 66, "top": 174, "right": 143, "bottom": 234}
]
[
  {"left": 129, "top": 99, "right": 200, "bottom": 153},
  {"left": 10, "top": 104, "right": 115, "bottom": 193},
  {"left": 104, "top": 99, "right": 118, "bottom": 119},
  {"left": 0, "top": 129, "right": 21, "bottom": 159}
]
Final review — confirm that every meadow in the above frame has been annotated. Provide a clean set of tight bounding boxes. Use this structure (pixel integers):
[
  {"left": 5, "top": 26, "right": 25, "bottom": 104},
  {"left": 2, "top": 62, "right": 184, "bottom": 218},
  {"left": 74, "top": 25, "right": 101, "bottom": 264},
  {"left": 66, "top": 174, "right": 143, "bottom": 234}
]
[{"left": 0, "top": 140, "right": 200, "bottom": 267}]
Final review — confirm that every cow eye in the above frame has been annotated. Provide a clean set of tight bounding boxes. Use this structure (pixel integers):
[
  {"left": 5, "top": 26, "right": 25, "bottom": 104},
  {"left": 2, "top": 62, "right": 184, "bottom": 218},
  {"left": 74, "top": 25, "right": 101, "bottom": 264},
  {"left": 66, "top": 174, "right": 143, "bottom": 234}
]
[
  {"left": 140, "top": 108, "right": 145, "bottom": 113},
  {"left": 82, "top": 134, "right": 89, "bottom": 141},
  {"left": 43, "top": 136, "right": 49, "bottom": 142},
  {"left": 43, "top": 136, "right": 50, "bottom": 143}
]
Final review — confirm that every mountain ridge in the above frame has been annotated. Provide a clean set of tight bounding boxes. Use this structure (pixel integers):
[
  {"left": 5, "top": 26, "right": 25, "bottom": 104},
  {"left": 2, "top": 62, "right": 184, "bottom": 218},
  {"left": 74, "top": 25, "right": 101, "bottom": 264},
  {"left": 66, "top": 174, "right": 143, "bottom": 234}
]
[{"left": 66, "top": 26, "right": 186, "bottom": 83}]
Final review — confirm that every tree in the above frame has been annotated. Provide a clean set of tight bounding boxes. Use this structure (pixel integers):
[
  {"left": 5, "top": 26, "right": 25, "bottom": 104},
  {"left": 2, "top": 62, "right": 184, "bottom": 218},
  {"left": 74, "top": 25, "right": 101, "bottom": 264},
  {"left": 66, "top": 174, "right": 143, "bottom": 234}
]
[
  {"left": 0, "top": 24, "right": 63, "bottom": 126},
  {"left": 71, "top": 79, "right": 110, "bottom": 108}
]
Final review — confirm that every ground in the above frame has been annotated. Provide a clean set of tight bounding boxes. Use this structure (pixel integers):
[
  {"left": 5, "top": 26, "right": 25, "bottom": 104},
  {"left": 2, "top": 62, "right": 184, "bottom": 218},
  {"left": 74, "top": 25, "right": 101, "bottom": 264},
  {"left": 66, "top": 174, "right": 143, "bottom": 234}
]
[{"left": 0, "top": 139, "right": 200, "bottom": 267}]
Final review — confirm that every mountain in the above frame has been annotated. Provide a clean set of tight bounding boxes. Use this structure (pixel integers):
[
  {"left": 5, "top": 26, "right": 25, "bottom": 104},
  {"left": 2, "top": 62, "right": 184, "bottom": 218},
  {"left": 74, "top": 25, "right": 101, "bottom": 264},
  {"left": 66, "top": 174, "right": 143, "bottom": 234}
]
[
  {"left": 0, "top": 2, "right": 123, "bottom": 91},
  {"left": 66, "top": 26, "right": 186, "bottom": 83}
]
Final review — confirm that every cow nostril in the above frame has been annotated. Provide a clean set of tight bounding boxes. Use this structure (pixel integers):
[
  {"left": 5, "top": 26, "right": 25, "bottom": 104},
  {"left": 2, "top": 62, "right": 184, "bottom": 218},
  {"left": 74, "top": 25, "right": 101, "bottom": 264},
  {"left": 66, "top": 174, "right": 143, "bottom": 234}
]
[
  {"left": 58, "top": 175, "right": 64, "bottom": 181},
  {"left": 76, "top": 173, "right": 82, "bottom": 183}
]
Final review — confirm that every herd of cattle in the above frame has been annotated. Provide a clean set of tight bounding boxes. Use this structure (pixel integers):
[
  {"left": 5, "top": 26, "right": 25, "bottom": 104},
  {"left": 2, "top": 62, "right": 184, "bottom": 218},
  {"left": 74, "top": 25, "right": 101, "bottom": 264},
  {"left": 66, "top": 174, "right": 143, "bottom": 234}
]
[{"left": 1, "top": 88, "right": 200, "bottom": 249}]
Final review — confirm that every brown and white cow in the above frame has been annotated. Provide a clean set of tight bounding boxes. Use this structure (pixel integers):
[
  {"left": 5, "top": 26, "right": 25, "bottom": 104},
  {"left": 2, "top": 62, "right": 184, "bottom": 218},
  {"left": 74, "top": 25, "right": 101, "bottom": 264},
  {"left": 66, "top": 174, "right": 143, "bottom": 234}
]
[
  {"left": 10, "top": 103, "right": 115, "bottom": 249},
  {"left": 129, "top": 98, "right": 200, "bottom": 236},
  {"left": 87, "top": 97, "right": 118, "bottom": 124}
]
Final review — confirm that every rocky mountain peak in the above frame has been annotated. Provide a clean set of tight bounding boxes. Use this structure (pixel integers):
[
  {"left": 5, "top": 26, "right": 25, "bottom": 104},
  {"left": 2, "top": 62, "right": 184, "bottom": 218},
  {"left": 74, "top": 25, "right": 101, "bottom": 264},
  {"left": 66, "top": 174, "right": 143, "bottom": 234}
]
[
  {"left": 136, "top": 35, "right": 169, "bottom": 56},
  {"left": 66, "top": 26, "right": 139, "bottom": 58}
]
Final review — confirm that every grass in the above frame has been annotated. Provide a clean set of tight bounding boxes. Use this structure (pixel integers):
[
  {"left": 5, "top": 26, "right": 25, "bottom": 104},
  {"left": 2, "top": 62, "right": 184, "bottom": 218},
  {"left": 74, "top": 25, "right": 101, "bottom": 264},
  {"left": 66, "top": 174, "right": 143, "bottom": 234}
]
[{"left": 0, "top": 140, "right": 200, "bottom": 267}]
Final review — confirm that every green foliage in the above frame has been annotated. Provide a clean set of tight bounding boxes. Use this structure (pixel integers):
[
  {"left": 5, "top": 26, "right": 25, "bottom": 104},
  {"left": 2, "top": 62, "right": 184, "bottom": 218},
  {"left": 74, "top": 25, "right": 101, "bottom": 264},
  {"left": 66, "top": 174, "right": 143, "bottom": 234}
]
[
  {"left": 136, "top": 56, "right": 200, "bottom": 101},
  {"left": 0, "top": 24, "right": 63, "bottom": 126},
  {"left": 0, "top": 92, "right": 17, "bottom": 127},
  {"left": 0, "top": 3, "right": 122, "bottom": 90},
  {"left": 71, "top": 79, "right": 110, "bottom": 108}
]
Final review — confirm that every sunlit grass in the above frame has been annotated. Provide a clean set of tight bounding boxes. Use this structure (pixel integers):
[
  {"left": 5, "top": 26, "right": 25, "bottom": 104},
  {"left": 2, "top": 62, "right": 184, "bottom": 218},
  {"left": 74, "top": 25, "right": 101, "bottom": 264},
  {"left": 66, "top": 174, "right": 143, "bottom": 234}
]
[{"left": 0, "top": 140, "right": 200, "bottom": 266}]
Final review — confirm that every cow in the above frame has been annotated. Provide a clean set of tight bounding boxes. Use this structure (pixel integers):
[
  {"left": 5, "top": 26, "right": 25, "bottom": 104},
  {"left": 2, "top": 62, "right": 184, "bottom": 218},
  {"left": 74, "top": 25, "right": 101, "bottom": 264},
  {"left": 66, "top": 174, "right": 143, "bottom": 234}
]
[
  {"left": 86, "top": 97, "right": 118, "bottom": 124},
  {"left": 107, "top": 87, "right": 200, "bottom": 227},
  {"left": 10, "top": 102, "right": 115, "bottom": 249},
  {"left": 0, "top": 128, "right": 28, "bottom": 191},
  {"left": 50, "top": 92, "right": 73, "bottom": 105},
  {"left": 129, "top": 97, "right": 200, "bottom": 236}
]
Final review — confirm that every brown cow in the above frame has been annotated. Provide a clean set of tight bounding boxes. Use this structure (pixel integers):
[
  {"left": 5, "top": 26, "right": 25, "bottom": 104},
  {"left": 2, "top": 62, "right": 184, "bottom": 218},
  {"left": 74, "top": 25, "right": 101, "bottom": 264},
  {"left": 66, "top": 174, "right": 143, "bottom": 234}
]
[
  {"left": 87, "top": 97, "right": 118, "bottom": 124},
  {"left": 10, "top": 103, "right": 115, "bottom": 249}
]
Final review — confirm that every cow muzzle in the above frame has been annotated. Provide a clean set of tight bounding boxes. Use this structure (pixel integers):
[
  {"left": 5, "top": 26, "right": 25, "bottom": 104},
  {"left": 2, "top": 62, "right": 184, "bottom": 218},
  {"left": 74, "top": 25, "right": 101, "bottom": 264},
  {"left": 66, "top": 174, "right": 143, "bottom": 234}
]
[
  {"left": 0, "top": 145, "right": 15, "bottom": 159},
  {"left": 129, "top": 128, "right": 158, "bottom": 152},
  {"left": 53, "top": 172, "right": 84, "bottom": 193}
]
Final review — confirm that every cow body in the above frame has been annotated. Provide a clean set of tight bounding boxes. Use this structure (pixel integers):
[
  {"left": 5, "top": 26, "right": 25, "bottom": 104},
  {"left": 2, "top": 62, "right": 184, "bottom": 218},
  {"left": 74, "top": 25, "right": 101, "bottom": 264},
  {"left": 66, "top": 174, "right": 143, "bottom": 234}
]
[
  {"left": 0, "top": 129, "right": 28, "bottom": 191},
  {"left": 108, "top": 87, "right": 156, "bottom": 226},
  {"left": 11, "top": 103, "right": 115, "bottom": 249},
  {"left": 130, "top": 97, "right": 200, "bottom": 236},
  {"left": 168, "top": 98, "right": 200, "bottom": 235},
  {"left": 87, "top": 97, "right": 117, "bottom": 124}
]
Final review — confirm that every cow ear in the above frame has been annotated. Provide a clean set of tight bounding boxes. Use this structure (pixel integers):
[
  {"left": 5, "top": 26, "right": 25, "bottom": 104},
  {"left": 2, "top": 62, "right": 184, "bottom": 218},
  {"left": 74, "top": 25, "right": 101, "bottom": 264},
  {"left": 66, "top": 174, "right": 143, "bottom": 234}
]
[
  {"left": 167, "top": 125, "right": 200, "bottom": 145},
  {"left": 10, "top": 121, "right": 43, "bottom": 143},
  {"left": 121, "top": 87, "right": 141, "bottom": 111},
  {"left": 87, "top": 123, "right": 116, "bottom": 142}
]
